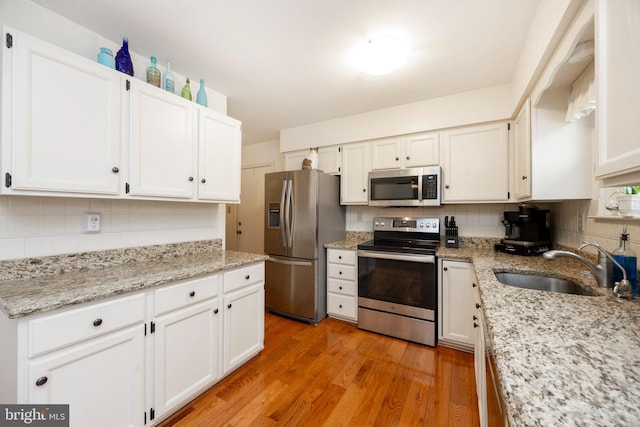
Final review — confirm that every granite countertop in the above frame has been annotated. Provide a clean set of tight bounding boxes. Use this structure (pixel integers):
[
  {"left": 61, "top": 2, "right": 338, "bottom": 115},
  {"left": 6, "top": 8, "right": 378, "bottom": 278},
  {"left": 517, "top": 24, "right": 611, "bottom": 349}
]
[
  {"left": 0, "top": 240, "right": 268, "bottom": 319},
  {"left": 324, "top": 231, "right": 372, "bottom": 250},
  {"left": 440, "top": 245, "right": 640, "bottom": 426}
]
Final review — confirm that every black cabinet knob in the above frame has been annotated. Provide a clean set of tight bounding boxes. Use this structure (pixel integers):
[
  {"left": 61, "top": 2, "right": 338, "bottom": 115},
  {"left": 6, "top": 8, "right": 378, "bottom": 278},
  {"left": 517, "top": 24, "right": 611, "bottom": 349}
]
[
  {"left": 474, "top": 323, "right": 479, "bottom": 328},
  {"left": 201, "top": 178, "right": 206, "bottom": 183},
  {"left": 338, "top": 256, "right": 342, "bottom": 259},
  {"left": 472, "top": 283, "right": 477, "bottom": 288},
  {"left": 189, "top": 291, "right": 195, "bottom": 297},
  {"left": 406, "top": 156, "right": 410, "bottom": 160},
  {"left": 395, "top": 156, "right": 399, "bottom": 161},
  {"left": 339, "top": 305, "right": 343, "bottom": 309},
  {"left": 476, "top": 303, "right": 481, "bottom": 309},
  {"left": 112, "top": 167, "right": 119, "bottom": 173},
  {"left": 245, "top": 275, "right": 250, "bottom": 280},
  {"left": 473, "top": 315, "right": 478, "bottom": 321},
  {"left": 188, "top": 176, "right": 194, "bottom": 182},
  {"left": 522, "top": 176, "right": 528, "bottom": 180},
  {"left": 93, "top": 318, "right": 103, "bottom": 327},
  {"left": 443, "top": 267, "right": 448, "bottom": 271},
  {"left": 445, "top": 184, "right": 450, "bottom": 189},
  {"left": 339, "top": 271, "right": 342, "bottom": 275},
  {"left": 339, "top": 286, "right": 343, "bottom": 290},
  {"left": 227, "top": 303, "right": 232, "bottom": 309},
  {"left": 213, "top": 308, "right": 219, "bottom": 314},
  {"left": 362, "top": 188, "right": 366, "bottom": 192},
  {"left": 35, "top": 376, "right": 48, "bottom": 386}
]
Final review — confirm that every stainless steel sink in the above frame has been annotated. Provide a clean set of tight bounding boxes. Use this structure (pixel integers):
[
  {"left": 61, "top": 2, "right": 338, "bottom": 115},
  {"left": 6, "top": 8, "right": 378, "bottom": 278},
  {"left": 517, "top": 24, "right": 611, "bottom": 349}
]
[{"left": 493, "top": 272, "right": 595, "bottom": 296}]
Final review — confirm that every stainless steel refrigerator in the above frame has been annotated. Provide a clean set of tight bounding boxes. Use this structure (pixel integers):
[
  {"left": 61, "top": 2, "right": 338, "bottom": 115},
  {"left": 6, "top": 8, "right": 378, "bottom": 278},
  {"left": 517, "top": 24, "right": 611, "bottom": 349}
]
[{"left": 264, "top": 169, "right": 345, "bottom": 324}]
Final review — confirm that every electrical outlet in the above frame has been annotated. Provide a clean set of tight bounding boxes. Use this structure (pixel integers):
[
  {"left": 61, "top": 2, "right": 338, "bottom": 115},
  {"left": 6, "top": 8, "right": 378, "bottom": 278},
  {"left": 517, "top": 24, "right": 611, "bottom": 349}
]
[{"left": 82, "top": 212, "right": 101, "bottom": 233}]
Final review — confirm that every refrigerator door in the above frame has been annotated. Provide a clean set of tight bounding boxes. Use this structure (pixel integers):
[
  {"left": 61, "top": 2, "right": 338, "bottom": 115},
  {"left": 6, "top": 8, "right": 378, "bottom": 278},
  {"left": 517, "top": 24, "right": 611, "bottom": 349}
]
[
  {"left": 264, "top": 171, "right": 288, "bottom": 257},
  {"left": 288, "top": 170, "right": 318, "bottom": 260},
  {"left": 265, "top": 256, "right": 317, "bottom": 322}
]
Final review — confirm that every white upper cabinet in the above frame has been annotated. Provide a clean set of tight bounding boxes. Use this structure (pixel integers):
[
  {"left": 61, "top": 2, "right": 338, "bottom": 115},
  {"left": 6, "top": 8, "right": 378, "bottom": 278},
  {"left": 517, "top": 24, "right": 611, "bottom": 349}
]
[
  {"left": 128, "top": 80, "right": 197, "bottom": 199},
  {"left": 340, "top": 141, "right": 370, "bottom": 204},
  {"left": 2, "top": 29, "right": 122, "bottom": 196},
  {"left": 198, "top": 109, "right": 241, "bottom": 202},
  {"left": 595, "top": 0, "right": 640, "bottom": 185},
  {"left": 441, "top": 122, "right": 510, "bottom": 203},
  {"left": 284, "top": 146, "right": 342, "bottom": 174},
  {"left": 371, "top": 132, "right": 439, "bottom": 170},
  {"left": 513, "top": 99, "right": 532, "bottom": 200}
]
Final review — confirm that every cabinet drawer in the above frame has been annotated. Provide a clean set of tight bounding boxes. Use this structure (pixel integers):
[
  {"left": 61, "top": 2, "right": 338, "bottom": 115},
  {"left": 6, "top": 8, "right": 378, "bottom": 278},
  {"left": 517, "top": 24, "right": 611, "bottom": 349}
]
[
  {"left": 327, "top": 293, "right": 356, "bottom": 320},
  {"left": 327, "top": 278, "right": 356, "bottom": 296},
  {"left": 224, "top": 262, "right": 265, "bottom": 293},
  {"left": 327, "top": 249, "right": 356, "bottom": 265},
  {"left": 327, "top": 264, "right": 356, "bottom": 281},
  {"left": 28, "top": 293, "right": 145, "bottom": 357},
  {"left": 155, "top": 274, "right": 220, "bottom": 316}
]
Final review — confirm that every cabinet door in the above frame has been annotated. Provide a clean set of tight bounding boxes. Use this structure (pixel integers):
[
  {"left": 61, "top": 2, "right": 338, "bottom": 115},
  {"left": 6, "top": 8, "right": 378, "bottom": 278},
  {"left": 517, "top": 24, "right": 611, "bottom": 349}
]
[
  {"left": 596, "top": 0, "right": 640, "bottom": 180},
  {"left": 405, "top": 132, "right": 440, "bottom": 167},
  {"left": 223, "top": 283, "right": 264, "bottom": 374},
  {"left": 198, "top": 108, "right": 241, "bottom": 202},
  {"left": 441, "top": 123, "right": 510, "bottom": 202},
  {"left": 154, "top": 298, "right": 221, "bottom": 419},
  {"left": 284, "top": 150, "right": 307, "bottom": 171},
  {"left": 128, "top": 80, "right": 196, "bottom": 199},
  {"left": 318, "top": 146, "right": 342, "bottom": 174},
  {"left": 514, "top": 100, "right": 532, "bottom": 200},
  {"left": 27, "top": 325, "right": 144, "bottom": 427},
  {"left": 340, "top": 142, "right": 370, "bottom": 204},
  {"left": 371, "top": 137, "right": 404, "bottom": 170},
  {"left": 441, "top": 260, "right": 475, "bottom": 347},
  {"left": 6, "top": 29, "right": 121, "bottom": 195}
]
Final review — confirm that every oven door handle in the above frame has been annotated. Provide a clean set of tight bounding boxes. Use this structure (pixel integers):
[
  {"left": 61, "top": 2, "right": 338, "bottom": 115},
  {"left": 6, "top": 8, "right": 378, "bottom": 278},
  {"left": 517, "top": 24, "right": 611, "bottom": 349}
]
[{"left": 357, "top": 250, "right": 435, "bottom": 264}]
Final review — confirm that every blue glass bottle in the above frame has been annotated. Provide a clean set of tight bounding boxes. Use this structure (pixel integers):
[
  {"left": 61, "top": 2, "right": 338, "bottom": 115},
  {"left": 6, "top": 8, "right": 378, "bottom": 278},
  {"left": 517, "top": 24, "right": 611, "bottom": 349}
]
[
  {"left": 97, "top": 47, "right": 115, "bottom": 69},
  {"left": 196, "top": 79, "right": 208, "bottom": 107},
  {"left": 115, "top": 37, "right": 134, "bottom": 76},
  {"left": 613, "top": 225, "right": 638, "bottom": 296},
  {"left": 163, "top": 62, "right": 175, "bottom": 93}
]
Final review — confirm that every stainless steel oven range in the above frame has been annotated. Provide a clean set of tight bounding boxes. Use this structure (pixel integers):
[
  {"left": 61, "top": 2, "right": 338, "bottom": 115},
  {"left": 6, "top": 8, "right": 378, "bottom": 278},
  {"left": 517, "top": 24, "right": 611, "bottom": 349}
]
[{"left": 357, "top": 216, "right": 439, "bottom": 346}]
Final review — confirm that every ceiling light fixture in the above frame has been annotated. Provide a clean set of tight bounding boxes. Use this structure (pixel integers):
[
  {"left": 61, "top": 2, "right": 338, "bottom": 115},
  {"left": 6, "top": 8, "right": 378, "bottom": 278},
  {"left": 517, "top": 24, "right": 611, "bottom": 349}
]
[{"left": 352, "top": 36, "right": 409, "bottom": 76}]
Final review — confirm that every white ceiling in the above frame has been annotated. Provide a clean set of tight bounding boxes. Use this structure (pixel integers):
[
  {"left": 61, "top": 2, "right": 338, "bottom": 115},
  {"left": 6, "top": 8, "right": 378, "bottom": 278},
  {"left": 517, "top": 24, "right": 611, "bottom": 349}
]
[{"left": 32, "top": 0, "right": 540, "bottom": 145}]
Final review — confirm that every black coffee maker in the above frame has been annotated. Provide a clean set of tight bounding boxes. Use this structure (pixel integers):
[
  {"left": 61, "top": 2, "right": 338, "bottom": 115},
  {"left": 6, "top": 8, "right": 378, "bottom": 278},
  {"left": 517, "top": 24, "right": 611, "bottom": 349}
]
[{"left": 495, "top": 203, "right": 551, "bottom": 256}]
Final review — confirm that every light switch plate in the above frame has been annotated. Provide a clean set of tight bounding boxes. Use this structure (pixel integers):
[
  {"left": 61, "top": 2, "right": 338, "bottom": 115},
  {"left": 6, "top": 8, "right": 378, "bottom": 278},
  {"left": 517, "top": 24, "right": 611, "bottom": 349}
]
[{"left": 82, "top": 212, "right": 101, "bottom": 233}]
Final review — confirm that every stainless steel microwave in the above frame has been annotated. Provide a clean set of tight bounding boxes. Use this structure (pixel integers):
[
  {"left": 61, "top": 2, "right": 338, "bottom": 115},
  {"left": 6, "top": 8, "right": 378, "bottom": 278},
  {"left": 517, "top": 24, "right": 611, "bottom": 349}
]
[{"left": 368, "top": 166, "right": 441, "bottom": 207}]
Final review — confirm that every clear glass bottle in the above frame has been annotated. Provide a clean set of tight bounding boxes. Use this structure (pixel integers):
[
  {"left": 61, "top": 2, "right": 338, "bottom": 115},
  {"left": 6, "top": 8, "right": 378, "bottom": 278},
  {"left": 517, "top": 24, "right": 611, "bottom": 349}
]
[
  {"left": 146, "top": 56, "right": 161, "bottom": 87},
  {"left": 163, "top": 61, "right": 175, "bottom": 93},
  {"left": 612, "top": 224, "right": 638, "bottom": 296}
]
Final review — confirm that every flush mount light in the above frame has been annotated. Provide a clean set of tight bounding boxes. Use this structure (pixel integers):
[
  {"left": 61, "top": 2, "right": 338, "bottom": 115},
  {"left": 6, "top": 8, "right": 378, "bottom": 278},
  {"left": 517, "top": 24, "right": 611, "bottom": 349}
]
[{"left": 352, "top": 36, "right": 410, "bottom": 76}]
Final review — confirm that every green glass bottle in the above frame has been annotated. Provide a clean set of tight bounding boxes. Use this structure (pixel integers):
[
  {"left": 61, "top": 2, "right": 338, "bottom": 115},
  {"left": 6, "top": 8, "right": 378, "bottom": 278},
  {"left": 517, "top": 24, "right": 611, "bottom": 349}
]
[
  {"left": 181, "top": 78, "right": 192, "bottom": 101},
  {"left": 146, "top": 56, "right": 161, "bottom": 88}
]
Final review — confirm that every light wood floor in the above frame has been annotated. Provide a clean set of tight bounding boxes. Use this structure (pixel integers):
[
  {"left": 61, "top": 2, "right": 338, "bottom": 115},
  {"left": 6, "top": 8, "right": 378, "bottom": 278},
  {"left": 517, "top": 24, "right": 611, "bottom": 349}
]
[{"left": 158, "top": 312, "right": 480, "bottom": 427}]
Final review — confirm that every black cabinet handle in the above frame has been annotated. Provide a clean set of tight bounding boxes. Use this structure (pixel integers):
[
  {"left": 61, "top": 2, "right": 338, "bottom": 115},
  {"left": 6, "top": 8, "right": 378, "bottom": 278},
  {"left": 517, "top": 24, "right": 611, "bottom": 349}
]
[
  {"left": 474, "top": 323, "right": 479, "bottom": 328},
  {"left": 201, "top": 178, "right": 206, "bottom": 183},
  {"left": 188, "top": 176, "right": 194, "bottom": 182},
  {"left": 473, "top": 315, "right": 478, "bottom": 321},
  {"left": 112, "top": 167, "right": 119, "bottom": 173},
  {"left": 522, "top": 176, "right": 528, "bottom": 180},
  {"left": 245, "top": 275, "right": 250, "bottom": 280},
  {"left": 472, "top": 283, "right": 477, "bottom": 288},
  {"left": 189, "top": 291, "right": 195, "bottom": 297},
  {"left": 93, "top": 318, "right": 103, "bottom": 327},
  {"left": 443, "top": 267, "right": 448, "bottom": 271},
  {"left": 213, "top": 308, "right": 219, "bottom": 314},
  {"left": 476, "top": 303, "right": 481, "bottom": 309},
  {"left": 35, "top": 376, "right": 48, "bottom": 386},
  {"left": 227, "top": 303, "right": 232, "bottom": 309}
]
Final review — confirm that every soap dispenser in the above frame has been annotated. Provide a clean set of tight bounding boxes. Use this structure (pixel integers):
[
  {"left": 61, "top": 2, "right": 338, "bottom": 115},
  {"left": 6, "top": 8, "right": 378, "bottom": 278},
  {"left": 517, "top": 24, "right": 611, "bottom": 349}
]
[{"left": 613, "top": 224, "right": 637, "bottom": 296}]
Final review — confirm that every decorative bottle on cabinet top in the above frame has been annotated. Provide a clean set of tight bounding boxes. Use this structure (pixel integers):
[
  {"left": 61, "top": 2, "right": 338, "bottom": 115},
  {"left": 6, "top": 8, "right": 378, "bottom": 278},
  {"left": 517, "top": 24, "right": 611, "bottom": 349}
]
[
  {"left": 196, "top": 79, "right": 208, "bottom": 107},
  {"left": 146, "top": 56, "right": 161, "bottom": 87},
  {"left": 115, "top": 37, "right": 134, "bottom": 76},
  {"left": 163, "top": 61, "right": 175, "bottom": 93},
  {"left": 181, "top": 78, "right": 192, "bottom": 101},
  {"left": 613, "top": 224, "right": 638, "bottom": 296},
  {"left": 97, "top": 47, "right": 115, "bottom": 69}
]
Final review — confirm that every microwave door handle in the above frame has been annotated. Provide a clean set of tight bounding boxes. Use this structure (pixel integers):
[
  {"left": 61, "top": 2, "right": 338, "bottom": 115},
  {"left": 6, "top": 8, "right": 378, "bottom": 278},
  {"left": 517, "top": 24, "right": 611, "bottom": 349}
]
[
  {"left": 280, "top": 180, "right": 287, "bottom": 246},
  {"left": 417, "top": 174, "right": 423, "bottom": 201},
  {"left": 285, "top": 179, "right": 294, "bottom": 247}
]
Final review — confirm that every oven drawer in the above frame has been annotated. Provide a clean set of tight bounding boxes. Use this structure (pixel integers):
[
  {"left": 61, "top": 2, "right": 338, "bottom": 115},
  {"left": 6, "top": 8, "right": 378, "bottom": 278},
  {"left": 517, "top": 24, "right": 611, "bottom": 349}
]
[
  {"left": 327, "top": 278, "right": 356, "bottom": 296},
  {"left": 327, "top": 293, "right": 356, "bottom": 320},
  {"left": 327, "top": 264, "right": 356, "bottom": 281}
]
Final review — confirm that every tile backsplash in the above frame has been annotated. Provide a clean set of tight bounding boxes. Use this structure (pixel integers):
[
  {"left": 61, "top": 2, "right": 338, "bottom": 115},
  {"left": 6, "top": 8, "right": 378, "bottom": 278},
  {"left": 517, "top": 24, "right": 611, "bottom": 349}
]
[{"left": 0, "top": 196, "right": 222, "bottom": 260}]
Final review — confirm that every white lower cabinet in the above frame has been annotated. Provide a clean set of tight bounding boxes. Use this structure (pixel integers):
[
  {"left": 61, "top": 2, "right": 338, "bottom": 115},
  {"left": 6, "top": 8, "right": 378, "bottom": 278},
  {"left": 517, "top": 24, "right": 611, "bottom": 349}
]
[
  {"left": 326, "top": 249, "right": 357, "bottom": 322},
  {"left": 152, "top": 275, "right": 222, "bottom": 421},
  {"left": 2, "top": 261, "right": 265, "bottom": 427},
  {"left": 439, "top": 259, "right": 476, "bottom": 350},
  {"left": 223, "top": 263, "right": 265, "bottom": 375}
]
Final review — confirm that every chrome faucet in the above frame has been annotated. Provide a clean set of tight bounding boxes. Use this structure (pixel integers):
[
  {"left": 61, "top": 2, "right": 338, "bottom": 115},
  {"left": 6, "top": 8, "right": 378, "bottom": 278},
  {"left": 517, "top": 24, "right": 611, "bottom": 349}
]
[{"left": 542, "top": 241, "right": 625, "bottom": 290}]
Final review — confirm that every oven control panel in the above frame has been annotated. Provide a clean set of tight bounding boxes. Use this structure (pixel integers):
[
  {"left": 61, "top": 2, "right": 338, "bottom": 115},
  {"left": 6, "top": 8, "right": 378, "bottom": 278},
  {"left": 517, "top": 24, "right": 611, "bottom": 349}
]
[{"left": 373, "top": 217, "right": 440, "bottom": 233}]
